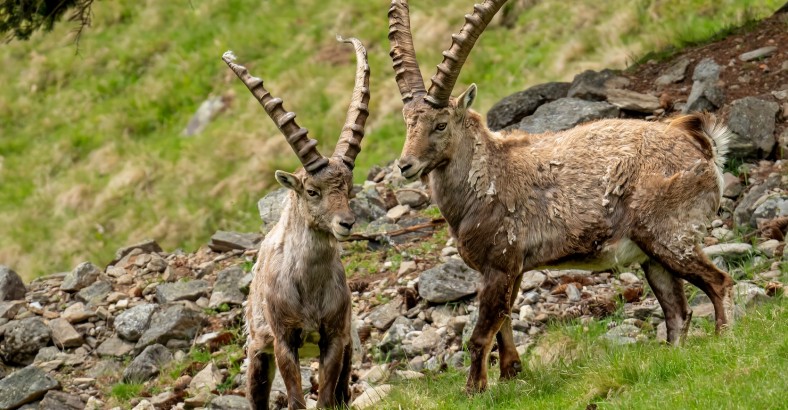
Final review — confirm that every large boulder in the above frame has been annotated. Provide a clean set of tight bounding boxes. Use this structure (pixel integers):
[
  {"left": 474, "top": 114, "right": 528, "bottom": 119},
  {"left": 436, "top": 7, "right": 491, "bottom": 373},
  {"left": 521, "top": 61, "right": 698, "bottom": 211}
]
[
  {"left": 516, "top": 98, "right": 619, "bottom": 134},
  {"left": 683, "top": 58, "right": 724, "bottom": 113},
  {"left": 209, "top": 266, "right": 247, "bottom": 308},
  {"left": 134, "top": 304, "right": 203, "bottom": 351},
  {"left": 257, "top": 188, "right": 289, "bottom": 233},
  {"left": 486, "top": 82, "right": 570, "bottom": 131},
  {"left": 123, "top": 344, "right": 173, "bottom": 382},
  {"left": 566, "top": 69, "right": 626, "bottom": 101},
  {"left": 418, "top": 259, "right": 482, "bottom": 303},
  {"left": 0, "top": 266, "right": 25, "bottom": 301},
  {"left": 726, "top": 97, "right": 780, "bottom": 159},
  {"left": 0, "top": 365, "right": 60, "bottom": 409},
  {"left": 0, "top": 318, "right": 51, "bottom": 365},
  {"left": 208, "top": 231, "right": 262, "bottom": 253},
  {"left": 60, "top": 262, "right": 101, "bottom": 292},
  {"left": 155, "top": 280, "right": 211, "bottom": 303}
]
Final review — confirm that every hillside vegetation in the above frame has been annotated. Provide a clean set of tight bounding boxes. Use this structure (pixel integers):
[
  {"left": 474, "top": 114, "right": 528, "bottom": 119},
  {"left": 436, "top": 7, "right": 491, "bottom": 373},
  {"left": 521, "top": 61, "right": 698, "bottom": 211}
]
[{"left": 0, "top": 0, "right": 782, "bottom": 279}]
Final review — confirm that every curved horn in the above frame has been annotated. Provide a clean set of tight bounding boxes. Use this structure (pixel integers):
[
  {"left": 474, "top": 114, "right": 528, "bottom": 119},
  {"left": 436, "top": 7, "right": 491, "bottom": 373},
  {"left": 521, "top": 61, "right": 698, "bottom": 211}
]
[
  {"left": 425, "top": 0, "right": 507, "bottom": 108},
  {"left": 388, "top": 0, "right": 426, "bottom": 102},
  {"left": 222, "top": 51, "right": 328, "bottom": 173},
  {"left": 334, "top": 35, "right": 371, "bottom": 170}
]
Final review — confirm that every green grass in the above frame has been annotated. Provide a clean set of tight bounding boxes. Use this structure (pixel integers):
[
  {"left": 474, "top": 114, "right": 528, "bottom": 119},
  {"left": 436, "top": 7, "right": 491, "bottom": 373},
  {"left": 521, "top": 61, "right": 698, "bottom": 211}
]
[
  {"left": 109, "top": 382, "right": 144, "bottom": 401},
  {"left": 376, "top": 299, "right": 787, "bottom": 409},
  {"left": 0, "top": 0, "right": 783, "bottom": 280}
]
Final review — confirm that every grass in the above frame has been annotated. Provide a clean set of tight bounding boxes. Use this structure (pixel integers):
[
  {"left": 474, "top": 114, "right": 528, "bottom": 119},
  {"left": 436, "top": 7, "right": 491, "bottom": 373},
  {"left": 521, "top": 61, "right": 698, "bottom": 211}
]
[
  {"left": 109, "top": 382, "right": 144, "bottom": 401},
  {"left": 0, "top": 0, "right": 783, "bottom": 280},
  {"left": 375, "top": 298, "right": 787, "bottom": 409}
]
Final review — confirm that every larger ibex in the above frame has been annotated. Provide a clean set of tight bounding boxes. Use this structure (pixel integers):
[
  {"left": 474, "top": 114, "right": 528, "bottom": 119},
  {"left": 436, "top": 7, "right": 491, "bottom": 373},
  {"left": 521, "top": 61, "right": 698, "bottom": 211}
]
[
  {"left": 222, "top": 35, "right": 370, "bottom": 409},
  {"left": 388, "top": 0, "right": 735, "bottom": 393}
]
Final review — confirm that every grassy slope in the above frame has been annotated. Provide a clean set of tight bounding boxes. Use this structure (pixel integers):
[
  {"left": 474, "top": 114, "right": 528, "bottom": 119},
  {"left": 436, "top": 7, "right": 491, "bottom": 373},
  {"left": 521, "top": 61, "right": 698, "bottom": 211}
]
[
  {"left": 0, "top": 0, "right": 782, "bottom": 279},
  {"left": 378, "top": 298, "right": 788, "bottom": 410}
]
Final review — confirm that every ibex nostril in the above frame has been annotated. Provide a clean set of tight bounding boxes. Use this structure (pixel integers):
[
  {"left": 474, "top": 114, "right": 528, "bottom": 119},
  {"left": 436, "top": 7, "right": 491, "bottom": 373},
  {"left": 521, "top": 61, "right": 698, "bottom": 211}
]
[
  {"left": 339, "top": 220, "right": 354, "bottom": 230},
  {"left": 399, "top": 163, "right": 412, "bottom": 173}
]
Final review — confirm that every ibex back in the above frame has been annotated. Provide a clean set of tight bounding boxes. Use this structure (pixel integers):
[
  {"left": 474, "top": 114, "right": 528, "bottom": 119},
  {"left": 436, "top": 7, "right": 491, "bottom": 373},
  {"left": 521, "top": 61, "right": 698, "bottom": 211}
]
[
  {"left": 223, "top": 35, "right": 370, "bottom": 409},
  {"left": 388, "top": 0, "right": 735, "bottom": 394}
]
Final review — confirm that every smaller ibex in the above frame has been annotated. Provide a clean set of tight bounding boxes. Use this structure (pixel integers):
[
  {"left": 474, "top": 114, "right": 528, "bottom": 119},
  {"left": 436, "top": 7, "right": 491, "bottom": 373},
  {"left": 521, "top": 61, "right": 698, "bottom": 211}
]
[
  {"left": 388, "top": 0, "right": 735, "bottom": 394},
  {"left": 222, "top": 35, "right": 370, "bottom": 410}
]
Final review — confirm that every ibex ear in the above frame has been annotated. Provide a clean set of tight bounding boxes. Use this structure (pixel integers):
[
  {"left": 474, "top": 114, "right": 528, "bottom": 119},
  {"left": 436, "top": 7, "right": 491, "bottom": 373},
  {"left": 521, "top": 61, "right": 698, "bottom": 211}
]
[
  {"left": 457, "top": 83, "right": 477, "bottom": 111},
  {"left": 274, "top": 170, "right": 302, "bottom": 192}
]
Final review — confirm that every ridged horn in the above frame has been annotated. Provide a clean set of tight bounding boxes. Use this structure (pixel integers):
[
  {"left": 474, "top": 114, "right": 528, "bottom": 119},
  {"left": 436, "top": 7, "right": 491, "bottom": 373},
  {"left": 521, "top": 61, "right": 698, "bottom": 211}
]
[
  {"left": 425, "top": 0, "right": 507, "bottom": 108},
  {"left": 334, "top": 35, "right": 371, "bottom": 170},
  {"left": 222, "top": 51, "right": 329, "bottom": 174},
  {"left": 388, "top": 0, "right": 426, "bottom": 102}
]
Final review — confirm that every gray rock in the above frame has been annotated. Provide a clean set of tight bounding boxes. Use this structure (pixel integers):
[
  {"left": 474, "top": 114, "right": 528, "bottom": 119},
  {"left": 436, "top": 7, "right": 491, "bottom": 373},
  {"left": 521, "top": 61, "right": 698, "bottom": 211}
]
[
  {"left": 655, "top": 57, "right": 690, "bottom": 86},
  {"left": 60, "top": 262, "right": 101, "bottom": 292},
  {"left": 448, "top": 351, "right": 468, "bottom": 368},
  {"left": 565, "top": 283, "right": 582, "bottom": 302},
  {"left": 189, "top": 362, "right": 223, "bottom": 395},
  {"left": 0, "top": 266, "right": 25, "bottom": 301},
  {"left": 349, "top": 196, "right": 387, "bottom": 225},
  {"left": 0, "top": 365, "right": 59, "bottom": 409},
  {"left": 367, "top": 300, "right": 403, "bottom": 331},
  {"left": 418, "top": 259, "right": 481, "bottom": 303},
  {"left": 0, "top": 318, "right": 51, "bottom": 365},
  {"left": 516, "top": 98, "right": 619, "bottom": 134},
  {"left": 603, "top": 324, "right": 640, "bottom": 345},
  {"left": 38, "top": 390, "right": 84, "bottom": 410},
  {"left": 733, "top": 174, "right": 781, "bottom": 227},
  {"left": 123, "top": 344, "right": 173, "bottom": 382},
  {"left": 95, "top": 335, "right": 135, "bottom": 357},
  {"left": 209, "top": 231, "right": 262, "bottom": 253},
  {"left": 722, "top": 173, "right": 742, "bottom": 199},
  {"left": 61, "top": 302, "right": 95, "bottom": 324},
  {"left": 605, "top": 89, "right": 660, "bottom": 113},
  {"left": 270, "top": 366, "right": 311, "bottom": 395},
  {"left": 403, "top": 327, "right": 442, "bottom": 356},
  {"left": 184, "top": 96, "right": 228, "bottom": 136},
  {"left": 378, "top": 322, "right": 410, "bottom": 357},
  {"left": 520, "top": 271, "right": 546, "bottom": 291},
  {"left": 733, "top": 282, "right": 769, "bottom": 307},
  {"left": 727, "top": 97, "right": 780, "bottom": 158},
  {"left": 395, "top": 189, "right": 430, "bottom": 209},
  {"left": 209, "top": 267, "right": 247, "bottom": 308},
  {"left": 0, "top": 301, "right": 25, "bottom": 320},
  {"left": 208, "top": 395, "right": 251, "bottom": 410},
  {"left": 115, "top": 303, "right": 157, "bottom": 342},
  {"left": 109, "top": 240, "right": 163, "bottom": 266},
  {"left": 486, "top": 82, "right": 570, "bottom": 130},
  {"left": 75, "top": 280, "right": 112, "bottom": 305},
  {"left": 702, "top": 243, "right": 753, "bottom": 258},
  {"left": 134, "top": 304, "right": 203, "bottom": 351},
  {"left": 462, "top": 309, "right": 479, "bottom": 346},
  {"left": 567, "top": 69, "right": 623, "bottom": 101},
  {"left": 257, "top": 188, "right": 289, "bottom": 233},
  {"left": 48, "top": 318, "right": 83, "bottom": 348},
  {"left": 683, "top": 58, "right": 724, "bottom": 113},
  {"left": 155, "top": 280, "right": 211, "bottom": 303},
  {"left": 751, "top": 195, "right": 788, "bottom": 227},
  {"left": 738, "top": 46, "right": 777, "bottom": 62}
]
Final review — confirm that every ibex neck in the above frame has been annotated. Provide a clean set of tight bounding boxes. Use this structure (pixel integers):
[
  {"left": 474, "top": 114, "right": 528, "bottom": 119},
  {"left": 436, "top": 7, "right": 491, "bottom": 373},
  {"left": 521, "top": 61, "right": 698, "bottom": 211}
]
[{"left": 278, "top": 193, "right": 339, "bottom": 265}]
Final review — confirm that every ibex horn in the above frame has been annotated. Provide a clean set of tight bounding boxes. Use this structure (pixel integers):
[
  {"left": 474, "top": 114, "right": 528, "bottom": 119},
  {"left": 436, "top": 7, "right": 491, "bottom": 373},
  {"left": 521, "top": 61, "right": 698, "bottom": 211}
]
[
  {"left": 426, "top": 0, "right": 507, "bottom": 108},
  {"left": 222, "top": 51, "right": 329, "bottom": 174},
  {"left": 388, "top": 0, "right": 426, "bottom": 103},
  {"left": 334, "top": 35, "right": 371, "bottom": 170}
]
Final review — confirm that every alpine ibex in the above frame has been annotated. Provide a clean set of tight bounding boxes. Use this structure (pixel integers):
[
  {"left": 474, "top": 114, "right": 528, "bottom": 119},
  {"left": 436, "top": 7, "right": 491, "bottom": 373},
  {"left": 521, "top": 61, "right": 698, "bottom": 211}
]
[
  {"left": 222, "top": 35, "right": 370, "bottom": 409},
  {"left": 388, "top": 0, "right": 735, "bottom": 393}
]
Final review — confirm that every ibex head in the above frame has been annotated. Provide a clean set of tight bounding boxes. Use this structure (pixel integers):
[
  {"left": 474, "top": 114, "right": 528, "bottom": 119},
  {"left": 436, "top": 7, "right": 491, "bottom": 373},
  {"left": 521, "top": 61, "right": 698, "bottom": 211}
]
[
  {"left": 388, "top": 0, "right": 506, "bottom": 179},
  {"left": 223, "top": 35, "right": 370, "bottom": 240}
]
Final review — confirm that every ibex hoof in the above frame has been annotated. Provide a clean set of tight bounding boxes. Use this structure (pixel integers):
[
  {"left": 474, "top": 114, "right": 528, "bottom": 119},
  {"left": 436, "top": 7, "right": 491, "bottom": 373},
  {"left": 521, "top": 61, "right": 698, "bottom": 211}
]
[
  {"left": 464, "top": 379, "right": 488, "bottom": 396},
  {"left": 499, "top": 361, "right": 522, "bottom": 380}
]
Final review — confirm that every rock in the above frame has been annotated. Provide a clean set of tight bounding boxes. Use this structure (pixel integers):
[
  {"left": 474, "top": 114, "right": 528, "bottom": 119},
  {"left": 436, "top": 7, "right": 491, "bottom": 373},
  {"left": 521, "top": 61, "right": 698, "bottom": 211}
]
[
  {"left": 0, "top": 266, "right": 25, "bottom": 301},
  {"left": 61, "top": 302, "right": 95, "bottom": 323},
  {"left": 75, "top": 280, "right": 112, "bottom": 305},
  {"left": 519, "top": 305, "right": 535, "bottom": 322},
  {"left": 115, "top": 303, "right": 157, "bottom": 342},
  {"left": 398, "top": 261, "right": 417, "bottom": 276},
  {"left": 131, "top": 399, "right": 156, "bottom": 410},
  {"left": 702, "top": 243, "right": 753, "bottom": 258},
  {"left": 751, "top": 195, "right": 788, "bottom": 227},
  {"left": 367, "top": 300, "right": 402, "bottom": 331},
  {"left": 0, "top": 301, "right": 24, "bottom": 320},
  {"left": 183, "top": 95, "right": 228, "bottom": 136},
  {"left": 386, "top": 204, "right": 411, "bottom": 221},
  {"left": 189, "top": 363, "right": 223, "bottom": 395},
  {"left": 109, "top": 240, "right": 163, "bottom": 266},
  {"left": 441, "top": 246, "right": 458, "bottom": 257},
  {"left": 461, "top": 309, "right": 479, "bottom": 346},
  {"left": 38, "top": 390, "right": 84, "bottom": 410},
  {"left": 605, "top": 89, "right": 660, "bottom": 113},
  {"left": 257, "top": 188, "right": 288, "bottom": 232},
  {"left": 0, "top": 365, "right": 60, "bottom": 409},
  {"left": 404, "top": 326, "right": 442, "bottom": 356},
  {"left": 516, "top": 98, "right": 619, "bottom": 134},
  {"left": 351, "top": 385, "right": 392, "bottom": 409},
  {"left": 619, "top": 272, "right": 640, "bottom": 285},
  {"left": 448, "top": 351, "right": 468, "bottom": 368},
  {"left": 349, "top": 188, "right": 388, "bottom": 224},
  {"left": 567, "top": 69, "right": 624, "bottom": 101},
  {"left": 734, "top": 174, "right": 781, "bottom": 227},
  {"left": 155, "top": 280, "right": 211, "bottom": 303},
  {"left": 655, "top": 57, "right": 690, "bottom": 86},
  {"left": 270, "top": 366, "right": 312, "bottom": 395},
  {"left": 418, "top": 259, "right": 482, "bottom": 303},
  {"left": 378, "top": 322, "right": 410, "bottom": 357},
  {"left": 603, "top": 324, "right": 640, "bottom": 345},
  {"left": 123, "top": 344, "right": 173, "bottom": 382},
  {"left": 757, "top": 239, "right": 782, "bottom": 258},
  {"left": 734, "top": 282, "right": 769, "bottom": 307},
  {"left": 60, "top": 262, "right": 101, "bottom": 292},
  {"left": 84, "top": 396, "right": 104, "bottom": 410},
  {"left": 48, "top": 318, "right": 83, "bottom": 348},
  {"left": 520, "top": 271, "right": 546, "bottom": 291},
  {"left": 722, "top": 173, "right": 742, "bottom": 198},
  {"left": 683, "top": 58, "right": 724, "bottom": 113},
  {"left": 209, "top": 231, "right": 262, "bottom": 252},
  {"left": 134, "top": 304, "right": 203, "bottom": 351},
  {"left": 487, "top": 82, "right": 571, "bottom": 130},
  {"left": 208, "top": 395, "right": 251, "bottom": 410},
  {"left": 395, "top": 189, "right": 430, "bottom": 209},
  {"left": 393, "top": 369, "right": 424, "bottom": 380},
  {"left": 727, "top": 97, "right": 780, "bottom": 158},
  {"left": 360, "top": 364, "right": 388, "bottom": 383},
  {"left": 0, "top": 318, "right": 51, "bottom": 365},
  {"left": 565, "top": 283, "right": 581, "bottom": 302},
  {"left": 738, "top": 46, "right": 777, "bottom": 61},
  {"left": 209, "top": 266, "right": 247, "bottom": 308},
  {"left": 96, "top": 335, "right": 135, "bottom": 357}
]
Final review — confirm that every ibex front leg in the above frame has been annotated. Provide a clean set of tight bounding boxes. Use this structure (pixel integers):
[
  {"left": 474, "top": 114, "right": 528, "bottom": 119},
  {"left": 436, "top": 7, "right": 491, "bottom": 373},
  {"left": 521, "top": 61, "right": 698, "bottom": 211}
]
[
  {"left": 496, "top": 272, "right": 524, "bottom": 380},
  {"left": 466, "top": 268, "right": 514, "bottom": 394},
  {"left": 316, "top": 329, "right": 348, "bottom": 408},
  {"left": 274, "top": 329, "right": 306, "bottom": 409}
]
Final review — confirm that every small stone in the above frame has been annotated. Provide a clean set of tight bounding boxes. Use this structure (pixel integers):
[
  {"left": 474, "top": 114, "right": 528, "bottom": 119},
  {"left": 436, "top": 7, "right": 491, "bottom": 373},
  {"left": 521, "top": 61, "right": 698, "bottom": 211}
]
[
  {"left": 367, "top": 300, "right": 402, "bottom": 330},
  {"left": 655, "top": 57, "right": 690, "bottom": 86},
  {"left": 757, "top": 239, "right": 782, "bottom": 258},
  {"left": 134, "top": 304, "right": 203, "bottom": 352},
  {"left": 131, "top": 399, "right": 155, "bottom": 410},
  {"left": 404, "top": 326, "right": 442, "bottom": 356},
  {"left": 398, "top": 261, "right": 417, "bottom": 276},
  {"left": 207, "top": 395, "right": 251, "bottom": 410},
  {"left": 0, "top": 365, "right": 60, "bottom": 409},
  {"left": 418, "top": 259, "right": 481, "bottom": 303},
  {"left": 738, "top": 46, "right": 777, "bottom": 62},
  {"left": 727, "top": 97, "right": 780, "bottom": 158},
  {"left": 386, "top": 204, "right": 411, "bottom": 221},
  {"left": 0, "top": 266, "right": 26, "bottom": 301},
  {"left": 155, "top": 280, "right": 211, "bottom": 303},
  {"left": 75, "top": 280, "right": 113, "bottom": 306},
  {"left": 61, "top": 302, "right": 95, "bottom": 323},
  {"left": 351, "top": 385, "right": 392, "bottom": 409},
  {"left": 49, "top": 318, "right": 83, "bottom": 348},
  {"left": 734, "top": 282, "right": 769, "bottom": 307},
  {"left": 39, "top": 390, "right": 85, "bottom": 410},
  {"left": 115, "top": 303, "right": 157, "bottom": 342},
  {"left": 619, "top": 272, "right": 640, "bottom": 285},
  {"left": 209, "top": 266, "right": 246, "bottom": 308},
  {"left": 395, "top": 189, "right": 430, "bottom": 209},
  {"left": 61, "top": 262, "right": 101, "bottom": 292},
  {"left": 520, "top": 271, "right": 546, "bottom": 291},
  {"left": 123, "top": 344, "right": 173, "bottom": 382},
  {"left": 722, "top": 173, "right": 743, "bottom": 198},
  {"left": 605, "top": 89, "right": 660, "bottom": 113},
  {"left": 393, "top": 370, "right": 424, "bottom": 380},
  {"left": 360, "top": 365, "right": 388, "bottom": 383},
  {"left": 702, "top": 243, "right": 753, "bottom": 258},
  {"left": 603, "top": 324, "right": 640, "bottom": 345},
  {"left": 440, "top": 246, "right": 458, "bottom": 257},
  {"left": 209, "top": 231, "right": 262, "bottom": 252},
  {"left": 96, "top": 335, "right": 135, "bottom": 357},
  {"left": 565, "top": 283, "right": 582, "bottom": 302},
  {"left": 189, "top": 363, "right": 223, "bottom": 396},
  {"left": 0, "top": 300, "right": 25, "bottom": 320}
]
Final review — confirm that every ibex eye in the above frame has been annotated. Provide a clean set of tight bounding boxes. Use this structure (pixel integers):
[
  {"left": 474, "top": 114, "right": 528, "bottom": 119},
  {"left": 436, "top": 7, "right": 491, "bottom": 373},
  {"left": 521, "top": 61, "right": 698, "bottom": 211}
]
[
  {"left": 306, "top": 189, "right": 319, "bottom": 197},
  {"left": 435, "top": 123, "right": 447, "bottom": 131}
]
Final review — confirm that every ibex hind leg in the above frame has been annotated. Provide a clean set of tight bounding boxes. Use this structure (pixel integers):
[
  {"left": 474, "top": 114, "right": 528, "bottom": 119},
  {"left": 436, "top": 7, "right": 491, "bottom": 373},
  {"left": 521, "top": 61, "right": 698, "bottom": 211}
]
[
  {"left": 247, "top": 349, "right": 276, "bottom": 410},
  {"left": 642, "top": 260, "right": 692, "bottom": 345},
  {"left": 497, "top": 272, "right": 524, "bottom": 380}
]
